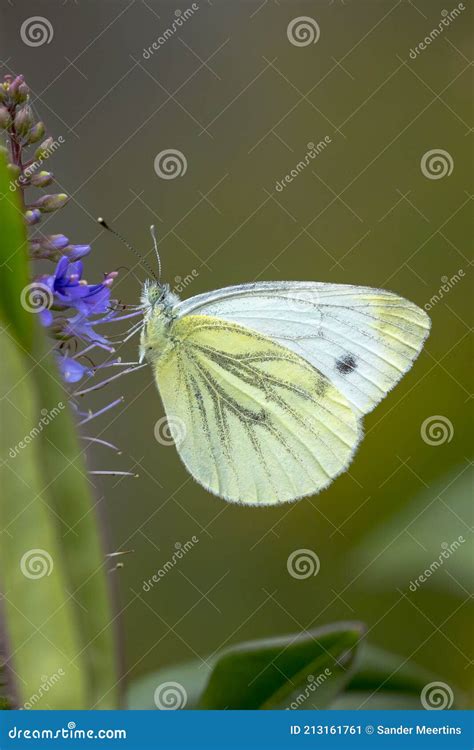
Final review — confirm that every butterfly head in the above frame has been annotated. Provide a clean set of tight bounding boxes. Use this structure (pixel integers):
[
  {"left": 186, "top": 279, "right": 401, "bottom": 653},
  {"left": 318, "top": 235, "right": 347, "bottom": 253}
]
[{"left": 139, "top": 280, "right": 180, "bottom": 364}]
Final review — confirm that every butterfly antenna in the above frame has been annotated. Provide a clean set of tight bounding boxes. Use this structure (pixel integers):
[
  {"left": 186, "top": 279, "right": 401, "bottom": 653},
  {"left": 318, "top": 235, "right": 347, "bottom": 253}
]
[
  {"left": 97, "top": 217, "right": 159, "bottom": 282},
  {"left": 150, "top": 224, "right": 162, "bottom": 280}
]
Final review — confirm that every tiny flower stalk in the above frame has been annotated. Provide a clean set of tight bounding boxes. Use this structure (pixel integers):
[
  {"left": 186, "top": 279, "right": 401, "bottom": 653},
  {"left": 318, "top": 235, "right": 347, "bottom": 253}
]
[{"left": 0, "top": 73, "right": 141, "bottom": 472}]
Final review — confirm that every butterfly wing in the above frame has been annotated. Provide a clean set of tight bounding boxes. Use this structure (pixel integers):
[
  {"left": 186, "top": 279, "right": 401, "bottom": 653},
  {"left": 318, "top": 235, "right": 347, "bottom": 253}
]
[
  {"left": 154, "top": 314, "right": 360, "bottom": 505},
  {"left": 174, "top": 282, "right": 430, "bottom": 416}
]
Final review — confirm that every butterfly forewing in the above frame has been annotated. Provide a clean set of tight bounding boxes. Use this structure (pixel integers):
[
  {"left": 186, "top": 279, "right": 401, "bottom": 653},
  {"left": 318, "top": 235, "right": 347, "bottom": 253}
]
[
  {"left": 174, "top": 282, "right": 431, "bottom": 416},
  {"left": 153, "top": 315, "right": 360, "bottom": 505}
]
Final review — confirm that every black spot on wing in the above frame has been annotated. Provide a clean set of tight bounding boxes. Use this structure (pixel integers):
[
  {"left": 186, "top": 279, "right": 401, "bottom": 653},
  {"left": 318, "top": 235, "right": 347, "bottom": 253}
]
[{"left": 336, "top": 354, "right": 357, "bottom": 375}]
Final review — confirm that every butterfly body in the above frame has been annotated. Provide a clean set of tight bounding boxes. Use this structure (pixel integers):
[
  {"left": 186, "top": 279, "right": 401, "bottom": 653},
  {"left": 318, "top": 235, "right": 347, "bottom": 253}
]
[{"left": 139, "top": 279, "right": 430, "bottom": 505}]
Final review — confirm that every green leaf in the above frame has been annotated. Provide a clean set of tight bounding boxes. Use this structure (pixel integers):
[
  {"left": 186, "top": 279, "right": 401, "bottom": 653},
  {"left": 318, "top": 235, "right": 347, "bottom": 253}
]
[
  {"left": 128, "top": 622, "right": 364, "bottom": 710},
  {"left": 0, "top": 154, "right": 32, "bottom": 349},
  {"left": 199, "top": 622, "right": 364, "bottom": 709},
  {"left": 347, "top": 644, "right": 436, "bottom": 695},
  {"left": 0, "top": 156, "right": 118, "bottom": 708}
]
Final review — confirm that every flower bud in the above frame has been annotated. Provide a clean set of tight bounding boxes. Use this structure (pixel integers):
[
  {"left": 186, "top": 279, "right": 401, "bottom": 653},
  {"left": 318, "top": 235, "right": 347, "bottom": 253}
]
[
  {"left": 8, "top": 75, "right": 25, "bottom": 102},
  {"left": 41, "top": 234, "right": 70, "bottom": 251},
  {"left": 25, "top": 209, "right": 42, "bottom": 225},
  {"left": 7, "top": 164, "right": 21, "bottom": 179},
  {"left": 32, "top": 193, "right": 69, "bottom": 212},
  {"left": 0, "top": 105, "right": 11, "bottom": 129},
  {"left": 66, "top": 244, "right": 91, "bottom": 260},
  {"left": 35, "top": 137, "right": 54, "bottom": 160},
  {"left": 0, "top": 87, "right": 6, "bottom": 104},
  {"left": 27, "top": 121, "right": 45, "bottom": 144},
  {"left": 14, "top": 106, "right": 34, "bottom": 135},
  {"left": 30, "top": 170, "right": 54, "bottom": 187}
]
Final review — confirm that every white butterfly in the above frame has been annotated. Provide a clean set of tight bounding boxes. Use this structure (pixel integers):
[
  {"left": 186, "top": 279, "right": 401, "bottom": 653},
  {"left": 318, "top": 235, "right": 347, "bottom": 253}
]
[{"left": 138, "top": 276, "right": 430, "bottom": 505}]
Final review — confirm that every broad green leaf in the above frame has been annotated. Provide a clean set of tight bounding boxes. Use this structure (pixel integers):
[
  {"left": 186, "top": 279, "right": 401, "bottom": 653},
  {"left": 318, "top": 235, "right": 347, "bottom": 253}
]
[
  {"left": 347, "top": 644, "right": 436, "bottom": 694},
  {"left": 0, "top": 329, "right": 87, "bottom": 708},
  {"left": 353, "top": 465, "right": 472, "bottom": 594},
  {"left": 0, "top": 157, "right": 118, "bottom": 708},
  {"left": 0, "top": 153, "right": 32, "bottom": 348},
  {"left": 198, "top": 622, "right": 364, "bottom": 709}
]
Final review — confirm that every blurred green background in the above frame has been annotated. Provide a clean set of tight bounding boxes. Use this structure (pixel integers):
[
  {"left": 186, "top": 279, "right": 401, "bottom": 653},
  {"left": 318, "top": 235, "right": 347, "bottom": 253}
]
[{"left": 1, "top": 0, "right": 472, "bottom": 706}]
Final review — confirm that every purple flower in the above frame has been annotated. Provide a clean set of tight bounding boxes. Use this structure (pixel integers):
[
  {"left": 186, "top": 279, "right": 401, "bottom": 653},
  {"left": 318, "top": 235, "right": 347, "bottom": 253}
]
[
  {"left": 56, "top": 354, "right": 93, "bottom": 383},
  {"left": 40, "top": 256, "right": 117, "bottom": 317}
]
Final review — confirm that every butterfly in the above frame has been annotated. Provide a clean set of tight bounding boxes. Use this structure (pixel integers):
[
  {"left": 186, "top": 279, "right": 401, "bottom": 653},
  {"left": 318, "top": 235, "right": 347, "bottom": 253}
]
[{"left": 137, "top": 273, "right": 430, "bottom": 505}]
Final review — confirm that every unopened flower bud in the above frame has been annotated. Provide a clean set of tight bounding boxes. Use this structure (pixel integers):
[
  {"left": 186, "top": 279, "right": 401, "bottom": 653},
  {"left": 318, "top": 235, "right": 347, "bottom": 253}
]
[
  {"left": 30, "top": 170, "right": 54, "bottom": 187},
  {"left": 25, "top": 209, "right": 42, "bottom": 225},
  {"left": 14, "top": 106, "right": 34, "bottom": 135},
  {"left": 66, "top": 244, "right": 91, "bottom": 260},
  {"left": 8, "top": 75, "right": 25, "bottom": 102},
  {"left": 42, "top": 234, "right": 70, "bottom": 251},
  {"left": 27, "top": 121, "right": 45, "bottom": 144},
  {"left": 34, "top": 137, "right": 54, "bottom": 160},
  {"left": 32, "top": 193, "right": 69, "bottom": 212},
  {"left": 7, "top": 163, "right": 21, "bottom": 179},
  {"left": 0, "top": 105, "right": 11, "bottom": 129}
]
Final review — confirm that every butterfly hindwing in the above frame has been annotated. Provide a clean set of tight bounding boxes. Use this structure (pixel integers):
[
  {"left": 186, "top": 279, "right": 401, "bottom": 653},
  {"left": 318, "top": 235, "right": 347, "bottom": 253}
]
[
  {"left": 153, "top": 315, "right": 360, "bottom": 505},
  {"left": 174, "top": 282, "right": 431, "bottom": 416}
]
